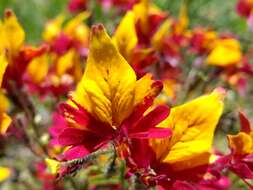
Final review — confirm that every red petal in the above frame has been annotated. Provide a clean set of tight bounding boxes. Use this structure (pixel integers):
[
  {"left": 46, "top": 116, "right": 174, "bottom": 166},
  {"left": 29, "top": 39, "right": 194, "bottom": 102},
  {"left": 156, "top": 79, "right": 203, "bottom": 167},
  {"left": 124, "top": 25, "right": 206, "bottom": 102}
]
[
  {"left": 130, "top": 128, "right": 172, "bottom": 139},
  {"left": 171, "top": 181, "right": 196, "bottom": 190},
  {"left": 239, "top": 111, "right": 251, "bottom": 133},
  {"left": 59, "top": 102, "right": 89, "bottom": 127},
  {"left": 231, "top": 162, "right": 253, "bottom": 179},
  {"left": 63, "top": 145, "right": 90, "bottom": 160},
  {"left": 131, "top": 105, "right": 170, "bottom": 133},
  {"left": 58, "top": 128, "right": 87, "bottom": 146}
]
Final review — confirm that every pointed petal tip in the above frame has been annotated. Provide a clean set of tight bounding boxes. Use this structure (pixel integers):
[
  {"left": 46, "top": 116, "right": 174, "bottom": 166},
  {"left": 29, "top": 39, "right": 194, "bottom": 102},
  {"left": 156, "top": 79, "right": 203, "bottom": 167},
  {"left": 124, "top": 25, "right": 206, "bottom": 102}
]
[
  {"left": 152, "top": 80, "right": 163, "bottom": 93},
  {"left": 4, "top": 9, "right": 13, "bottom": 18},
  {"left": 91, "top": 24, "right": 105, "bottom": 37}
]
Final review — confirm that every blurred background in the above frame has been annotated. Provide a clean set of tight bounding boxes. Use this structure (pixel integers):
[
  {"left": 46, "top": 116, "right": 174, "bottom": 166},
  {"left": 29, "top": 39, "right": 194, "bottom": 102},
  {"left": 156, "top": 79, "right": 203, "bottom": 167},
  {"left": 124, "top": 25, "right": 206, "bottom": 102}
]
[{"left": 0, "top": 0, "right": 245, "bottom": 44}]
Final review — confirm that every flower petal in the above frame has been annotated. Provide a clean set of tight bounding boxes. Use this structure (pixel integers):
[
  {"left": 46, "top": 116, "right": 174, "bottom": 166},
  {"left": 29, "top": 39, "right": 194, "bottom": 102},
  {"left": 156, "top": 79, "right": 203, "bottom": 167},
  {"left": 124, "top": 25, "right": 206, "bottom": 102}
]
[
  {"left": 72, "top": 24, "right": 137, "bottom": 126},
  {"left": 0, "top": 113, "right": 11, "bottom": 135},
  {"left": 150, "top": 88, "right": 225, "bottom": 171},
  {"left": 3, "top": 10, "right": 25, "bottom": 53},
  {"left": 239, "top": 111, "right": 251, "bottom": 133},
  {"left": 0, "top": 53, "right": 8, "bottom": 87},
  {"left": 228, "top": 132, "right": 253, "bottom": 155},
  {"left": 63, "top": 145, "right": 90, "bottom": 160},
  {"left": 58, "top": 128, "right": 87, "bottom": 146},
  {"left": 130, "top": 105, "right": 170, "bottom": 134},
  {"left": 113, "top": 11, "right": 137, "bottom": 61},
  {"left": 206, "top": 38, "right": 242, "bottom": 66}
]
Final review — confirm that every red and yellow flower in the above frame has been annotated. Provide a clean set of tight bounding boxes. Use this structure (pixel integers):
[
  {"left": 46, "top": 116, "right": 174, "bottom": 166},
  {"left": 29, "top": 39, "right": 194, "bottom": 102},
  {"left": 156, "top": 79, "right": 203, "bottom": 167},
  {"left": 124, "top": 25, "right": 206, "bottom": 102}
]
[
  {"left": 127, "top": 89, "right": 225, "bottom": 188},
  {"left": 221, "top": 111, "right": 253, "bottom": 188},
  {"left": 0, "top": 10, "right": 46, "bottom": 89},
  {"left": 26, "top": 12, "right": 90, "bottom": 97},
  {"left": 55, "top": 24, "right": 171, "bottom": 160}
]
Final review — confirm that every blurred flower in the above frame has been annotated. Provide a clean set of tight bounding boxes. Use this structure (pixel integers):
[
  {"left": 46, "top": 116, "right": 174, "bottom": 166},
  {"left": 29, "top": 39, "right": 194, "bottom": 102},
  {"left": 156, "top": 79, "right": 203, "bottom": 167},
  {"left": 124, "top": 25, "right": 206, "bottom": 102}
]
[
  {"left": 236, "top": 0, "right": 253, "bottom": 29},
  {"left": 206, "top": 38, "right": 242, "bottom": 67},
  {"left": 220, "top": 111, "right": 253, "bottom": 188},
  {"left": 189, "top": 28, "right": 217, "bottom": 55},
  {"left": 26, "top": 12, "right": 90, "bottom": 97},
  {"left": 0, "top": 166, "right": 12, "bottom": 182},
  {"left": 68, "top": 0, "right": 87, "bottom": 13},
  {"left": 0, "top": 10, "right": 46, "bottom": 89},
  {"left": 236, "top": 0, "right": 253, "bottom": 18},
  {"left": 113, "top": 11, "right": 138, "bottom": 62},
  {"left": 99, "top": 0, "right": 139, "bottom": 11},
  {"left": 35, "top": 161, "right": 63, "bottom": 190}
]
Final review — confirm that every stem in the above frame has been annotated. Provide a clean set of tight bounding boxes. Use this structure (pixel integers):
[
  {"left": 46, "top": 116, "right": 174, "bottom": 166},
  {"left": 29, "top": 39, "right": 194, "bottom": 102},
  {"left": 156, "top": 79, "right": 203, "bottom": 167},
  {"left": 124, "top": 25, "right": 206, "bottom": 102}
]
[
  {"left": 8, "top": 81, "right": 48, "bottom": 157},
  {"left": 67, "top": 177, "right": 79, "bottom": 190},
  {"left": 59, "top": 148, "right": 115, "bottom": 179},
  {"left": 64, "top": 149, "right": 114, "bottom": 166}
]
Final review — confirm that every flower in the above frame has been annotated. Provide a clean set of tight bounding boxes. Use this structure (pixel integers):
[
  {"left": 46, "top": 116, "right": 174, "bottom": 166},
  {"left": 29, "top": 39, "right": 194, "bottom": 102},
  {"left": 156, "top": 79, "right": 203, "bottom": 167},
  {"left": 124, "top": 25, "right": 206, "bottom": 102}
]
[
  {"left": 56, "top": 24, "right": 171, "bottom": 160},
  {"left": 206, "top": 38, "right": 242, "bottom": 67},
  {"left": 0, "top": 166, "right": 12, "bottom": 182},
  {"left": 113, "top": 11, "right": 138, "bottom": 62},
  {"left": 221, "top": 111, "right": 253, "bottom": 188},
  {"left": 236, "top": 0, "right": 253, "bottom": 18},
  {"left": 0, "top": 10, "right": 46, "bottom": 89},
  {"left": 127, "top": 88, "right": 225, "bottom": 188},
  {"left": 68, "top": 0, "right": 87, "bottom": 13},
  {"left": 26, "top": 12, "right": 90, "bottom": 97}
]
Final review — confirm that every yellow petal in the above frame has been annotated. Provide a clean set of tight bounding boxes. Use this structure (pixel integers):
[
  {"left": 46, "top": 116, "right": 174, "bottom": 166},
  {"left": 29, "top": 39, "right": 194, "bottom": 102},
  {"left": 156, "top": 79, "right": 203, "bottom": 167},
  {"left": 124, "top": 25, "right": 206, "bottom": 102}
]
[
  {"left": 64, "top": 11, "right": 90, "bottom": 36},
  {"left": 113, "top": 11, "right": 137, "bottom": 61},
  {"left": 0, "top": 22, "right": 7, "bottom": 53},
  {"left": 163, "top": 79, "right": 177, "bottom": 99},
  {"left": 0, "top": 167, "right": 11, "bottom": 182},
  {"left": 170, "top": 152, "right": 212, "bottom": 171},
  {"left": 45, "top": 158, "right": 60, "bottom": 175},
  {"left": 134, "top": 73, "right": 161, "bottom": 107},
  {"left": 228, "top": 132, "right": 253, "bottom": 155},
  {"left": 0, "top": 53, "right": 8, "bottom": 87},
  {"left": 3, "top": 10, "right": 25, "bottom": 53},
  {"left": 151, "top": 18, "right": 172, "bottom": 51},
  {"left": 43, "top": 15, "right": 64, "bottom": 41},
  {"left": 175, "top": 0, "right": 189, "bottom": 34},
  {"left": 133, "top": 0, "right": 150, "bottom": 35},
  {"left": 150, "top": 88, "right": 225, "bottom": 171},
  {"left": 56, "top": 49, "right": 75, "bottom": 76},
  {"left": 0, "top": 113, "right": 11, "bottom": 135},
  {"left": 0, "top": 92, "right": 9, "bottom": 113},
  {"left": 206, "top": 38, "right": 242, "bottom": 66},
  {"left": 27, "top": 54, "right": 48, "bottom": 84},
  {"left": 72, "top": 25, "right": 136, "bottom": 126},
  {"left": 74, "top": 24, "right": 90, "bottom": 45}
]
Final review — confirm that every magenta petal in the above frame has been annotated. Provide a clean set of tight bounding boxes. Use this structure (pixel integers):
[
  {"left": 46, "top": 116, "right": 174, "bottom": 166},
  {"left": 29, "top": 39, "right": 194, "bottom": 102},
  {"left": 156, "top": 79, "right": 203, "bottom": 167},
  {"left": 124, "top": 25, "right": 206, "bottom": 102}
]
[
  {"left": 49, "top": 112, "right": 67, "bottom": 137},
  {"left": 129, "top": 128, "right": 172, "bottom": 139},
  {"left": 231, "top": 162, "right": 253, "bottom": 179},
  {"left": 130, "top": 139, "right": 156, "bottom": 168},
  {"left": 58, "top": 128, "right": 86, "bottom": 146},
  {"left": 63, "top": 145, "right": 90, "bottom": 160},
  {"left": 239, "top": 111, "right": 251, "bottom": 133},
  {"left": 171, "top": 181, "right": 196, "bottom": 190},
  {"left": 131, "top": 105, "right": 170, "bottom": 133},
  {"left": 243, "top": 154, "right": 253, "bottom": 162},
  {"left": 59, "top": 102, "right": 89, "bottom": 127}
]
